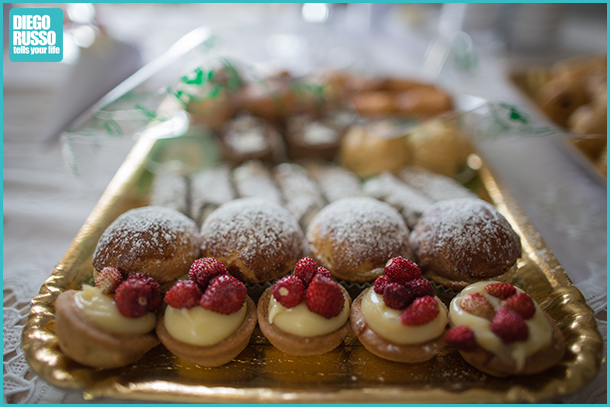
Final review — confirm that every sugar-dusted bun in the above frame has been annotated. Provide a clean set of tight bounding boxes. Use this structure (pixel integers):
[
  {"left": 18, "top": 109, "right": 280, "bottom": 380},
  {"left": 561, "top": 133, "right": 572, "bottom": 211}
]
[
  {"left": 257, "top": 285, "right": 351, "bottom": 356},
  {"left": 447, "top": 281, "right": 565, "bottom": 377},
  {"left": 156, "top": 296, "right": 257, "bottom": 367},
  {"left": 350, "top": 290, "right": 447, "bottom": 363},
  {"left": 54, "top": 290, "right": 159, "bottom": 369},
  {"left": 410, "top": 198, "right": 521, "bottom": 291},
  {"left": 92, "top": 206, "right": 203, "bottom": 284},
  {"left": 201, "top": 198, "right": 304, "bottom": 283},
  {"left": 306, "top": 197, "right": 412, "bottom": 282}
]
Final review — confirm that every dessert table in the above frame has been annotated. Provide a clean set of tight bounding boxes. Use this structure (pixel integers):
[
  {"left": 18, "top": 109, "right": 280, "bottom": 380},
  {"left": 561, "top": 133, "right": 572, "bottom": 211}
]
[{"left": 3, "top": 4, "right": 606, "bottom": 403}]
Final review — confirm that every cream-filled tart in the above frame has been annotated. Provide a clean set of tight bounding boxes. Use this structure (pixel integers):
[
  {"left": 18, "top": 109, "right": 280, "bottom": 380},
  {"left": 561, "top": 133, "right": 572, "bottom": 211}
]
[
  {"left": 445, "top": 281, "right": 565, "bottom": 377},
  {"left": 54, "top": 269, "right": 162, "bottom": 369},
  {"left": 156, "top": 258, "right": 257, "bottom": 367},
  {"left": 257, "top": 257, "right": 351, "bottom": 356},
  {"left": 350, "top": 257, "right": 448, "bottom": 363}
]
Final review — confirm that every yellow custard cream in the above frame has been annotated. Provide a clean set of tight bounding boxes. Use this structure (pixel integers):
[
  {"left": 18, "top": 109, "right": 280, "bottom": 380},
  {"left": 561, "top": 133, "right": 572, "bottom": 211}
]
[
  {"left": 360, "top": 288, "right": 447, "bottom": 345},
  {"left": 449, "top": 281, "right": 552, "bottom": 372},
  {"left": 75, "top": 285, "right": 156, "bottom": 335},
  {"left": 165, "top": 302, "right": 247, "bottom": 346},
  {"left": 268, "top": 293, "right": 350, "bottom": 337}
]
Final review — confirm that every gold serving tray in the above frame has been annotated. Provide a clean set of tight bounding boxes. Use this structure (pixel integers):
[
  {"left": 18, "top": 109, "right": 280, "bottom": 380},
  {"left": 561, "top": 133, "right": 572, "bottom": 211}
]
[{"left": 22, "top": 117, "right": 603, "bottom": 403}]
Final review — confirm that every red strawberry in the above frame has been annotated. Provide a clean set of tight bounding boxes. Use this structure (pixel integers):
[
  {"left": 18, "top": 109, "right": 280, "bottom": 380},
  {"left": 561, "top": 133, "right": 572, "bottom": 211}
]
[
  {"left": 294, "top": 257, "right": 318, "bottom": 286},
  {"left": 305, "top": 275, "right": 345, "bottom": 318},
  {"left": 164, "top": 280, "right": 202, "bottom": 309},
  {"left": 373, "top": 275, "right": 389, "bottom": 295},
  {"left": 383, "top": 282, "right": 415, "bottom": 310},
  {"left": 445, "top": 325, "right": 478, "bottom": 352},
  {"left": 114, "top": 279, "right": 159, "bottom": 318},
  {"left": 460, "top": 293, "right": 495, "bottom": 320},
  {"left": 200, "top": 274, "right": 247, "bottom": 315},
  {"left": 484, "top": 282, "right": 517, "bottom": 299},
  {"left": 95, "top": 267, "right": 123, "bottom": 295},
  {"left": 315, "top": 266, "right": 333, "bottom": 280},
  {"left": 502, "top": 292, "right": 536, "bottom": 320},
  {"left": 491, "top": 306, "right": 529, "bottom": 344},
  {"left": 189, "top": 257, "right": 227, "bottom": 291},
  {"left": 126, "top": 272, "right": 162, "bottom": 311},
  {"left": 384, "top": 257, "right": 421, "bottom": 284},
  {"left": 273, "top": 275, "right": 304, "bottom": 308},
  {"left": 404, "top": 278, "right": 435, "bottom": 299},
  {"left": 400, "top": 296, "right": 439, "bottom": 326}
]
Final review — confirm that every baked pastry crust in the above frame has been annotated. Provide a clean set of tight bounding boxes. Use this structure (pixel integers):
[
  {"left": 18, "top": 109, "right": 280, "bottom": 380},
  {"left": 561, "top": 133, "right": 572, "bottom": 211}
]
[
  {"left": 410, "top": 198, "right": 521, "bottom": 289},
  {"left": 156, "top": 296, "right": 257, "bottom": 367},
  {"left": 54, "top": 290, "right": 160, "bottom": 369},
  {"left": 92, "top": 206, "right": 202, "bottom": 284},
  {"left": 307, "top": 197, "right": 412, "bottom": 282},
  {"left": 350, "top": 290, "right": 447, "bottom": 363},
  {"left": 257, "top": 286, "right": 352, "bottom": 356},
  {"left": 201, "top": 198, "right": 304, "bottom": 284},
  {"left": 456, "top": 311, "right": 565, "bottom": 377}
]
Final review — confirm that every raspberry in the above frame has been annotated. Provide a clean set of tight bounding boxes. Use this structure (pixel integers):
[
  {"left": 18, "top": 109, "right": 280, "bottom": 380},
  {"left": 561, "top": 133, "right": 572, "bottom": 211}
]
[
  {"left": 484, "top": 282, "right": 517, "bottom": 300},
  {"left": 305, "top": 275, "right": 345, "bottom": 319},
  {"left": 294, "top": 257, "right": 318, "bottom": 286},
  {"left": 491, "top": 306, "right": 529, "bottom": 344},
  {"left": 400, "top": 296, "right": 439, "bottom": 326},
  {"left": 445, "top": 325, "right": 478, "bottom": 352},
  {"left": 114, "top": 279, "right": 159, "bottom": 318},
  {"left": 164, "top": 280, "right": 202, "bottom": 309},
  {"left": 189, "top": 257, "right": 228, "bottom": 291},
  {"left": 373, "top": 275, "right": 389, "bottom": 295},
  {"left": 384, "top": 257, "right": 421, "bottom": 284},
  {"left": 459, "top": 293, "right": 495, "bottom": 320},
  {"left": 315, "top": 266, "right": 333, "bottom": 280},
  {"left": 126, "top": 272, "right": 162, "bottom": 311},
  {"left": 383, "top": 282, "right": 415, "bottom": 310},
  {"left": 95, "top": 267, "right": 123, "bottom": 295},
  {"left": 200, "top": 274, "right": 246, "bottom": 315},
  {"left": 502, "top": 292, "right": 536, "bottom": 320},
  {"left": 405, "top": 278, "right": 435, "bottom": 299},
  {"left": 273, "top": 275, "right": 304, "bottom": 308}
]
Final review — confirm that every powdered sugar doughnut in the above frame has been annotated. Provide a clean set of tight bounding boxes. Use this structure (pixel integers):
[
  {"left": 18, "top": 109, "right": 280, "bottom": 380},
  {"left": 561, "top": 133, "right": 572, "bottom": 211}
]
[
  {"left": 410, "top": 198, "right": 522, "bottom": 291},
  {"left": 92, "top": 206, "right": 202, "bottom": 284},
  {"left": 306, "top": 197, "right": 412, "bottom": 282},
  {"left": 201, "top": 198, "right": 304, "bottom": 284}
]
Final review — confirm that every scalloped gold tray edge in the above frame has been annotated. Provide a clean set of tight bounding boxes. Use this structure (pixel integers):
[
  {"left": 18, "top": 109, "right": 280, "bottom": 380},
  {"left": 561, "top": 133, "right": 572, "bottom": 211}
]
[{"left": 22, "top": 131, "right": 604, "bottom": 403}]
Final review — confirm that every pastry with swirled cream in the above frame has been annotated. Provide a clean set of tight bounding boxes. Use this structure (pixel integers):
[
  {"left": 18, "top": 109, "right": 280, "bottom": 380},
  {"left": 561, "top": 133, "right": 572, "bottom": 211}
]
[
  {"left": 156, "top": 258, "right": 257, "bottom": 367},
  {"left": 350, "top": 257, "right": 448, "bottom": 363},
  {"left": 445, "top": 281, "right": 565, "bottom": 376},
  {"left": 257, "top": 257, "right": 351, "bottom": 356},
  {"left": 54, "top": 268, "right": 162, "bottom": 368}
]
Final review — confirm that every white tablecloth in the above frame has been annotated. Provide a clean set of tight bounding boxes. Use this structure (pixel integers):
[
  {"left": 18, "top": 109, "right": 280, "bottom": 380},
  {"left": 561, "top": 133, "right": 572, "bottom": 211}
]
[{"left": 3, "top": 4, "right": 606, "bottom": 403}]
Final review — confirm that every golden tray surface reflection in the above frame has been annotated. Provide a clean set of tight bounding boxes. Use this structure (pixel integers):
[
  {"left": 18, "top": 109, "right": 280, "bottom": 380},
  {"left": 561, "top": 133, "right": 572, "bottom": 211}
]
[{"left": 22, "top": 129, "right": 603, "bottom": 403}]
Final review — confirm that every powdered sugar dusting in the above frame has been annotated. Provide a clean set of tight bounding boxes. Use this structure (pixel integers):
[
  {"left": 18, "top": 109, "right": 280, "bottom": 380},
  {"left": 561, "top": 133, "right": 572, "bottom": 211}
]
[
  {"left": 190, "top": 165, "right": 236, "bottom": 224},
  {"left": 411, "top": 198, "right": 521, "bottom": 277},
  {"left": 307, "top": 197, "right": 410, "bottom": 268},
  {"left": 305, "top": 162, "right": 362, "bottom": 202},
  {"left": 149, "top": 169, "right": 188, "bottom": 214},
  {"left": 399, "top": 166, "right": 477, "bottom": 202},
  {"left": 363, "top": 172, "right": 435, "bottom": 229},
  {"left": 233, "top": 160, "right": 284, "bottom": 205},
  {"left": 201, "top": 197, "right": 303, "bottom": 265},
  {"left": 93, "top": 206, "right": 201, "bottom": 267},
  {"left": 273, "top": 163, "right": 327, "bottom": 229}
]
